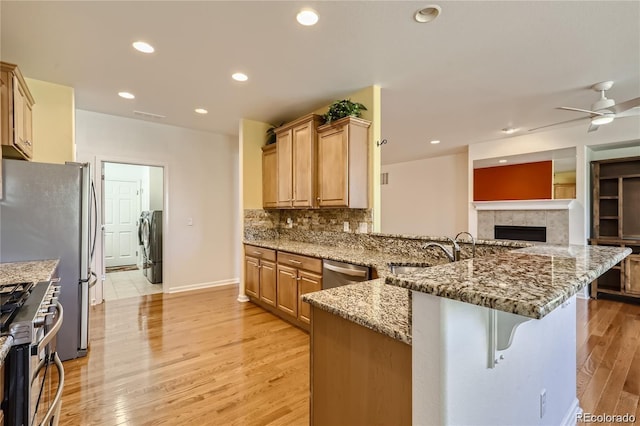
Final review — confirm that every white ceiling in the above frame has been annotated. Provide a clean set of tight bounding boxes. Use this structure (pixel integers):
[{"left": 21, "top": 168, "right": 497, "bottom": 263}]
[{"left": 1, "top": 1, "right": 639, "bottom": 165}]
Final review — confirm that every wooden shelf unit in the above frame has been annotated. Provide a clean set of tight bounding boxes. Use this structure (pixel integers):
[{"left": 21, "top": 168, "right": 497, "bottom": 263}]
[{"left": 591, "top": 156, "right": 640, "bottom": 299}]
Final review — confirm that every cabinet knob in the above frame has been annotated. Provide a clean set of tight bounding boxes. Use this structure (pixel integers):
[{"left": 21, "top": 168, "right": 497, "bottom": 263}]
[
  {"left": 317, "top": 197, "right": 321, "bottom": 201},
  {"left": 25, "top": 139, "right": 32, "bottom": 146}
]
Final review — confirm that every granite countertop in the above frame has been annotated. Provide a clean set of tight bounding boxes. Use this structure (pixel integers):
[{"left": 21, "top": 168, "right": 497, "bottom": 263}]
[
  {"left": 0, "top": 259, "right": 60, "bottom": 285},
  {"left": 0, "top": 259, "right": 59, "bottom": 365},
  {"left": 245, "top": 239, "right": 434, "bottom": 278},
  {"left": 0, "top": 335, "right": 13, "bottom": 365},
  {"left": 386, "top": 245, "right": 631, "bottom": 319},
  {"left": 302, "top": 278, "right": 412, "bottom": 345}
]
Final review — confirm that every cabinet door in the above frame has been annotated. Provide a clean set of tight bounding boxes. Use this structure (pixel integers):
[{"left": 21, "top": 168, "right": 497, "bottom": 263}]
[
  {"left": 23, "top": 99, "right": 33, "bottom": 158},
  {"left": 298, "top": 271, "right": 322, "bottom": 324},
  {"left": 318, "top": 125, "right": 349, "bottom": 207},
  {"left": 276, "top": 129, "right": 293, "bottom": 207},
  {"left": 292, "top": 121, "right": 315, "bottom": 207},
  {"left": 627, "top": 255, "right": 640, "bottom": 295},
  {"left": 262, "top": 145, "right": 278, "bottom": 208},
  {"left": 13, "top": 76, "right": 25, "bottom": 151},
  {"left": 245, "top": 256, "right": 260, "bottom": 299},
  {"left": 260, "top": 260, "right": 277, "bottom": 307},
  {"left": 277, "top": 264, "right": 298, "bottom": 318}
]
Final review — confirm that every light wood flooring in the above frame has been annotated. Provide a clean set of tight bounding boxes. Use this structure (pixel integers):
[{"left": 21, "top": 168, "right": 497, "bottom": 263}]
[
  {"left": 59, "top": 285, "right": 309, "bottom": 425},
  {"left": 59, "top": 286, "right": 640, "bottom": 425}
]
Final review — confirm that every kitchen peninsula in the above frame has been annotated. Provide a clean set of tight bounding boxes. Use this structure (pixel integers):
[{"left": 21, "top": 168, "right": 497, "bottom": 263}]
[{"left": 303, "top": 243, "right": 630, "bottom": 426}]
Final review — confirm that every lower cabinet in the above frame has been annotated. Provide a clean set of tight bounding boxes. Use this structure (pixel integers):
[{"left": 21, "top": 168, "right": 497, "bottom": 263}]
[
  {"left": 0, "top": 361, "right": 4, "bottom": 425},
  {"left": 627, "top": 255, "right": 640, "bottom": 295},
  {"left": 244, "top": 244, "right": 322, "bottom": 330}
]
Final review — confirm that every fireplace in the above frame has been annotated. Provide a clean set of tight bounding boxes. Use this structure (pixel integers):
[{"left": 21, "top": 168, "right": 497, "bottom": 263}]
[{"left": 495, "top": 225, "right": 546, "bottom": 242}]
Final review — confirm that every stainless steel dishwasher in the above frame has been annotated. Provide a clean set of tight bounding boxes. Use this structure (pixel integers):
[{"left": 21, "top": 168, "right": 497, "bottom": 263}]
[{"left": 322, "top": 259, "right": 371, "bottom": 289}]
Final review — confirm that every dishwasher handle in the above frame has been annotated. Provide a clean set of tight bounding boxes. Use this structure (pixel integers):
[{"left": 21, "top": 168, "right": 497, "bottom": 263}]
[{"left": 323, "top": 263, "right": 368, "bottom": 278}]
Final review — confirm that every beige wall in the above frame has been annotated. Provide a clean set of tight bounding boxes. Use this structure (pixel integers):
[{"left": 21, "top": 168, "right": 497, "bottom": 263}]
[
  {"left": 25, "top": 78, "right": 74, "bottom": 163},
  {"left": 241, "top": 119, "right": 272, "bottom": 209}
]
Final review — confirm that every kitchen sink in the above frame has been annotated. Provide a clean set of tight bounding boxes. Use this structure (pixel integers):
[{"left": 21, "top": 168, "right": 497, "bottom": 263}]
[{"left": 389, "top": 263, "right": 431, "bottom": 275}]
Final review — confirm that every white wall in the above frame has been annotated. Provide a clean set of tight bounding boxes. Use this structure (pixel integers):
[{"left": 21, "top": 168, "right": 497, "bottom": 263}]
[
  {"left": 76, "top": 110, "right": 239, "bottom": 300},
  {"left": 380, "top": 152, "right": 468, "bottom": 236},
  {"left": 467, "top": 117, "right": 640, "bottom": 245},
  {"left": 149, "top": 166, "right": 164, "bottom": 211}
]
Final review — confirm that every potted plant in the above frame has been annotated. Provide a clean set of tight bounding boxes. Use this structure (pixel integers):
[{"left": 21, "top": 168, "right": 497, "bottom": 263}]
[
  {"left": 322, "top": 99, "right": 367, "bottom": 124},
  {"left": 265, "top": 122, "right": 284, "bottom": 145}
]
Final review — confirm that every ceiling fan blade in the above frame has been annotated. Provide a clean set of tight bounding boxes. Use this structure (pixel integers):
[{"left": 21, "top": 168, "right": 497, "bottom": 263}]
[
  {"left": 615, "top": 107, "right": 640, "bottom": 118},
  {"left": 610, "top": 97, "right": 640, "bottom": 113},
  {"left": 528, "top": 116, "right": 589, "bottom": 132},
  {"left": 557, "top": 106, "right": 603, "bottom": 115},
  {"left": 587, "top": 123, "right": 600, "bottom": 133}
]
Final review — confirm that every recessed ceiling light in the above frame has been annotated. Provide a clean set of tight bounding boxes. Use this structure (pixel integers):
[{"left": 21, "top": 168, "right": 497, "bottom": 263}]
[
  {"left": 414, "top": 5, "right": 441, "bottom": 23},
  {"left": 232, "top": 72, "right": 248, "bottom": 82},
  {"left": 132, "top": 41, "right": 154, "bottom": 54},
  {"left": 498, "top": 159, "right": 508, "bottom": 164},
  {"left": 430, "top": 140, "right": 440, "bottom": 144},
  {"left": 296, "top": 8, "right": 319, "bottom": 26},
  {"left": 501, "top": 127, "right": 518, "bottom": 135},
  {"left": 118, "top": 91, "right": 135, "bottom": 99},
  {"left": 195, "top": 108, "right": 208, "bottom": 114}
]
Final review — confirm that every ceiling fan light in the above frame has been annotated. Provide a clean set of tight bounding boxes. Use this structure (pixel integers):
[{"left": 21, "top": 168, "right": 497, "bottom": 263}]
[{"left": 591, "top": 114, "right": 614, "bottom": 126}]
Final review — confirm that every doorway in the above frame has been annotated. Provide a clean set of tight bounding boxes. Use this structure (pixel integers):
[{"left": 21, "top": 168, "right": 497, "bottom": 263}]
[{"left": 102, "top": 162, "right": 164, "bottom": 301}]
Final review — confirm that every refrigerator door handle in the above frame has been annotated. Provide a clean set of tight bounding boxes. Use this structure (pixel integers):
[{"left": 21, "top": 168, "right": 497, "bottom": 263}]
[{"left": 90, "top": 180, "right": 98, "bottom": 262}]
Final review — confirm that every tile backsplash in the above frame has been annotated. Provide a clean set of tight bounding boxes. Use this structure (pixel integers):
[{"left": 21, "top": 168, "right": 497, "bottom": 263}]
[{"left": 244, "top": 208, "right": 373, "bottom": 239}]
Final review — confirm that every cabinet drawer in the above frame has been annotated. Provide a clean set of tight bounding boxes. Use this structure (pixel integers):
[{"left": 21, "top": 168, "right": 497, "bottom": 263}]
[
  {"left": 278, "top": 251, "right": 322, "bottom": 274},
  {"left": 244, "top": 245, "right": 276, "bottom": 262}
]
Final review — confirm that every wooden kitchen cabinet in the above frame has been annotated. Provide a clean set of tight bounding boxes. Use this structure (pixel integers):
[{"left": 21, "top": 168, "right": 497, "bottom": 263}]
[
  {"left": 275, "top": 113, "right": 322, "bottom": 208},
  {"left": 262, "top": 144, "right": 278, "bottom": 208},
  {"left": 298, "top": 270, "right": 322, "bottom": 324},
  {"left": 243, "top": 245, "right": 277, "bottom": 303},
  {"left": 627, "top": 255, "right": 640, "bottom": 295},
  {"left": 1, "top": 62, "right": 34, "bottom": 160},
  {"left": 317, "top": 116, "right": 370, "bottom": 208},
  {"left": 276, "top": 264, "right": 298, "bottom": 317}
]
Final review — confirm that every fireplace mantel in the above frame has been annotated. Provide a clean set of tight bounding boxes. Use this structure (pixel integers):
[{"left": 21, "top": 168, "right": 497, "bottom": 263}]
[{"left": 473, "top": 199, "right": 575, "bottom": 211}]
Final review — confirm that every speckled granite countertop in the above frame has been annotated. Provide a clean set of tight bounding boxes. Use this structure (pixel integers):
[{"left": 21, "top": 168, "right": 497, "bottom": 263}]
[
  {"left": 0, "top": 259, "right": 60, "bottom": 285},
  {"left": 302, "top": 279, "right": 412, "bottom": 345},
  {"left": 245, "top": 239, "right": 435, "bottom": 278},
  {"left": 0, "top": 335, "right": 13, "bottom": 365},
  {"left": 0, "top": 259, "right": 59, "bottom": 365},
  {"left": 387, "top": 245, "right": 631, "bottom": 319}
]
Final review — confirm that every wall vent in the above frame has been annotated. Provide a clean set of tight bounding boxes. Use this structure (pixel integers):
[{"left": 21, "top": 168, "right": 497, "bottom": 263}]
[
  {"left": 381, "top": 172, "right": 389, "bottom": 185},
  {"left": 133, "top": 110, "right": 166, "bottom": 120}
]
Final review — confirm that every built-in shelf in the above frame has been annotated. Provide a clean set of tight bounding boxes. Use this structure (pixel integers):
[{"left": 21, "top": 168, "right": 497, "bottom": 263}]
[
  {"left": 600, "top": 196, "right": 619, "bottom": 199},
  {"left": 601, "top": 216, "right": 620, "bottom": 220},
  {"left": 473, "top": 199, "right": 574, "bottom": 211}
]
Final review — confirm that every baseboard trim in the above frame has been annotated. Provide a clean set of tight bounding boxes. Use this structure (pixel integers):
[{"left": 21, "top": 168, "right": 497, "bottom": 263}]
[
  {"left": 560, "top": 398, "right": 581, "bottom": 426},
  {"left": 237, "top": 294, "right": 250, "bottom": 302},
  {"left": 167, "top": 278, "right": 239, "bottom": 294}
]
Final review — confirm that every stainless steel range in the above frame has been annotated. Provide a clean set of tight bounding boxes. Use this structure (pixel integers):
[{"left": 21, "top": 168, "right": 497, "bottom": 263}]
[{"left": 1, "top": 279, "right": 64, "bottom": 426}]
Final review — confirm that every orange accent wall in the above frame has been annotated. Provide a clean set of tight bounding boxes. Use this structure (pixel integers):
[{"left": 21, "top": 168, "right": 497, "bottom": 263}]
[{"left": 473, "top": 161, "right": 552, "bottom": 201}]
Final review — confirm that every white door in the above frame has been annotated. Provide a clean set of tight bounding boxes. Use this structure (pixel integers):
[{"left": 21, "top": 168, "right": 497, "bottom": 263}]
[{"left": 104, "top": 180, "right": 140, "bottom": 267}]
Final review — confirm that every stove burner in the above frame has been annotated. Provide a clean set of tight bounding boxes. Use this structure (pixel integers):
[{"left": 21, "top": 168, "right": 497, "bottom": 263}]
[{"left": 0, "top": 282, "right": 34, "bottom": 330}]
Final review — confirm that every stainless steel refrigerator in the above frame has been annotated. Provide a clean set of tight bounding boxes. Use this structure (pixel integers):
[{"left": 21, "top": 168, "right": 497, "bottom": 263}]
[{"left": 0, "top": 159, "right": 97, "bottom": 361}]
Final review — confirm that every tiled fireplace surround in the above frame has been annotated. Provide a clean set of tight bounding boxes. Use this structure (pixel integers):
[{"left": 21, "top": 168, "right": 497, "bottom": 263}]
[{"left": 477, "top": 209, "right": 570, "bottom": 245}]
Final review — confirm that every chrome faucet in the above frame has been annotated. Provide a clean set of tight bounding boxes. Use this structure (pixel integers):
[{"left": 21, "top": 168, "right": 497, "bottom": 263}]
[
  {"left": 422, "top": 237, "right": 460, "bottom": 262},
  {"left": 455, "top": 231, "right": 476, "bottom": 258}
]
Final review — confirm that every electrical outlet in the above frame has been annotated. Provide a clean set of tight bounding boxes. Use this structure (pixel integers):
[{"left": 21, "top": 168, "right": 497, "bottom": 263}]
[
  {"left": 286, "top": 217, "right": 293, "bottom": 229},
  {"left": 540, "top": 389, "right": 546, "bottom": 418},
  {"left": 358, "top": 222, "right": 368, "bottom": 233},
  {"left": 343, "top": 221, "right": 350, "bottom": 232}
]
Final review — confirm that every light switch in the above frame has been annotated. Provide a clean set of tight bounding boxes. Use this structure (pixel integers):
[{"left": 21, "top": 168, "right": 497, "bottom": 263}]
[{"left": 187, "top": 218, "right": 193, "bottom": 226}]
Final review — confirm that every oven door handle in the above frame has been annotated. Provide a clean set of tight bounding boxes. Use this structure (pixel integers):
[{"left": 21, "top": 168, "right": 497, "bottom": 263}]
[
  {"left": 38, "top": 352, "right": 65, "bottom": 426},
  {"left": 37, "top": 302, "right": 64, "bottom": 355}
]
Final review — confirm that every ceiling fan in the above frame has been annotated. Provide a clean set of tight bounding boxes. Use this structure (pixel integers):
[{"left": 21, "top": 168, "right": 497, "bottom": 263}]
[{"left": 529, "top": 81, "right": 640, "bottom": 133}]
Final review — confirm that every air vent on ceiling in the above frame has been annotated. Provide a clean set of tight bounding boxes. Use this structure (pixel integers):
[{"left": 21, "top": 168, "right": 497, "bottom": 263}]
[
  {"left": 133, "top": 110, "right": 166, "bottom": 120},
  {"left": 381, "top": 172, "right": 389, "bottom": 185}
]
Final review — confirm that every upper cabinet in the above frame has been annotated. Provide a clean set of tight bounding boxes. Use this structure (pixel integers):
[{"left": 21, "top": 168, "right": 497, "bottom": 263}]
[
  {"left": 317, "top": 116, "right": 370, "bottom": 208},
  {"left": 262, "top": 113, "right": 371, "bottom": 210},
  {"left": 1, "top": 62, "right": 35, "bottom": 160},
  {"left": 275, "top": 114, "right": 322, "bottom": 208},
  {"left": 262, "top": 144, "right": 278, "bottom": 208}
]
